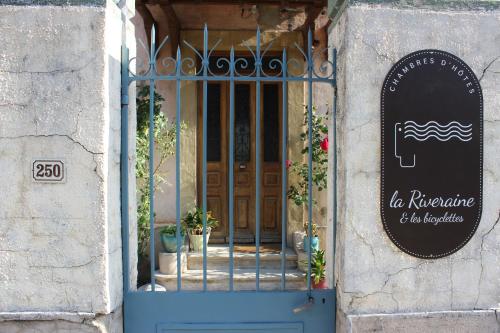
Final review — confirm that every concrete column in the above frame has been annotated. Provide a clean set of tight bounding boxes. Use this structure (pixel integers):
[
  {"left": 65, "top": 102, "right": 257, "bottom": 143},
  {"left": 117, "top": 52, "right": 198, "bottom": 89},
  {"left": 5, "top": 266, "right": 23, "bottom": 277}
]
[
  {"left": 328, "top": 1, "right": 500, "bottom": 332},
  {"left": 0, "top": 0, "right": 133, "bottom": 330}
]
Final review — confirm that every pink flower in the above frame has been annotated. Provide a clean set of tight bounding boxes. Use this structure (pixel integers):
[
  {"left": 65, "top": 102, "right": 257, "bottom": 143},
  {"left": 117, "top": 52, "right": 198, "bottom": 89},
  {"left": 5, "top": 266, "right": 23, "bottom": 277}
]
[
  {"left": 320, "top": 137, "right": 329, "bottom": 152},
  {"left": 286, "top": 160, "right": 292, "bottom": 169}
]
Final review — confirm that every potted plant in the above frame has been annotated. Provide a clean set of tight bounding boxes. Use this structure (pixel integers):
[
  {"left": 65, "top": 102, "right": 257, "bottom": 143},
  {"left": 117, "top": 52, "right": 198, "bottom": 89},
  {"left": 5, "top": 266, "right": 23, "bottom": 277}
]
[
  {"left": 303, "top": 221, "right": 320, "bottom": 252},
  {"left": 311, "top": 249, "right": 327, "bottom": 289},
  {"left": 158, "top": 224, "right": 187, "bottom": 275},
  {"left": 159, "top": 224, "right": 185, "bottom": 253},
  {"left": 183, "top": 207, "right": 219, "bottom": 252}
]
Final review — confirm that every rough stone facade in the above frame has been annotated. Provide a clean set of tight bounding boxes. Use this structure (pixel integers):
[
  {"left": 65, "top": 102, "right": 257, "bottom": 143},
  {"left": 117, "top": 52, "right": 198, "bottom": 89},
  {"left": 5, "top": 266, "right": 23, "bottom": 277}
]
[
  {"left": 0, "top": 1, "right": 129, "bottom": 331},
  {"left": 329, "top": 2, "right": 500, "bottom": 332}
]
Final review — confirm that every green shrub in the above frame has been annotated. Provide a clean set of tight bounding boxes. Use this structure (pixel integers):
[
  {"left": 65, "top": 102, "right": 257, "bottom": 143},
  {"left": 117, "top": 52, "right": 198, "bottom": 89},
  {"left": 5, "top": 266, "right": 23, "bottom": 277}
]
[{"left": 136, "top": 85, "right": 186, "bottom": 258}]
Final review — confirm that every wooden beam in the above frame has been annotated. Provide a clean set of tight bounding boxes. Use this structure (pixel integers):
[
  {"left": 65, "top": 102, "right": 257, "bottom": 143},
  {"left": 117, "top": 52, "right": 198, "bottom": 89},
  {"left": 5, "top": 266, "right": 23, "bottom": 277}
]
[
  {"left": 160, "top": 2, "right": 179, "bottom": 27},
  {"left": 136, "top": 3, "right": 156, "bottom": 49},
  {"left": 301, "top": 5, "right": 323, "bottom": 47},
  {"left": 159, "top": 3, "right": 181, "bottom": 55}
]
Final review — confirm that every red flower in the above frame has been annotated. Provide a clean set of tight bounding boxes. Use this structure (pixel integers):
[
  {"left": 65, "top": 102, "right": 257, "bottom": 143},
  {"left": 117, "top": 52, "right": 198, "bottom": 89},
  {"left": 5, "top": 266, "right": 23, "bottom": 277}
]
[
  {"left": 320, "top": 137, "right": 329, "bottom": 152},
  {"left": 286, "top": 160, "right": 292, "bottom": 169}
]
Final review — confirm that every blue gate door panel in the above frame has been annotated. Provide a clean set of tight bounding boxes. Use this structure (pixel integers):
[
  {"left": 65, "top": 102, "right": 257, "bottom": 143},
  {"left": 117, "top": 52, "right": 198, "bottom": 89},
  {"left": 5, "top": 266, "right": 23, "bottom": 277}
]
[
  {"left": 124, "top": 290, "right": 335, "bottom": 333},
  {"left": 157, "top": 322, "right": 303, "bottom": 333}
]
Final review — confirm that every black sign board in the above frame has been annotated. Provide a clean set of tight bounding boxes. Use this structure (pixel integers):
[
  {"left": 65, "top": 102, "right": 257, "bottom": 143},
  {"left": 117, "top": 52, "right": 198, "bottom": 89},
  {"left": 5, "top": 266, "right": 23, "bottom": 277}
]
[{"left": 381, "top": 50, "right": 483, "bottom": 259}]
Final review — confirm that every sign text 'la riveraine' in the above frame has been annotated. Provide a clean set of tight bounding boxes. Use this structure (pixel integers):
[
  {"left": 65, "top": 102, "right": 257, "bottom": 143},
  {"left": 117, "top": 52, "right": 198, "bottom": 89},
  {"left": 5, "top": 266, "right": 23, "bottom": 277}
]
[{"left": 381, "top": 50, "right": 483, "bottom": 259}]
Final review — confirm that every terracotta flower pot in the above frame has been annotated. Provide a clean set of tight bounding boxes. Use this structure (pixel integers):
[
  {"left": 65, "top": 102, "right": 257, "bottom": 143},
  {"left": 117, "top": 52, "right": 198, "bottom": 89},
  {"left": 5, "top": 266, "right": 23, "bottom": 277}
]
[{"left": 312, "top": 279, "right": 327, "bottom": 289}]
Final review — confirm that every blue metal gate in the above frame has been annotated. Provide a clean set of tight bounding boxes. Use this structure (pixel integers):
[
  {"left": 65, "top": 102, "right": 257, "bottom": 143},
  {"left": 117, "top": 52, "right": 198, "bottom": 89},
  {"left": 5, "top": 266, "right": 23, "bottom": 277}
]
[{"left": 121, "top": 25, "right": 337, "bottom": 333}]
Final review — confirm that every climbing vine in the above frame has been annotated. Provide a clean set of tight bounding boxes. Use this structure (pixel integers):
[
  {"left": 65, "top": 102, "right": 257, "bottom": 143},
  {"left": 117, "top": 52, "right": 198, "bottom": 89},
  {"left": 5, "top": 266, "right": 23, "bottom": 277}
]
[{"left": 287, "top": 107, "right": 329, "bottom": 207}]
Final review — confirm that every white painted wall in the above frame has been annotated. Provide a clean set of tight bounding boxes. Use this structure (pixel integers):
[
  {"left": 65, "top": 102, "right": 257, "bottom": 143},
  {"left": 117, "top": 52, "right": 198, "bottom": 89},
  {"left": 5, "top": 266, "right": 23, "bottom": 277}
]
[{"left": 329, "top": 3, "right": 500, "bottom": 331}]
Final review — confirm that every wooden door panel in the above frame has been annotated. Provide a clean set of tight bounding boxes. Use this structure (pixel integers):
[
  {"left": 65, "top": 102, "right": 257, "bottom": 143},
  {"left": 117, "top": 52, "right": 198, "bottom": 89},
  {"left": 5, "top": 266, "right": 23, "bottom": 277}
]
[
  {"left": 263, "top": 197, "right": 278, "bottom": 230},
  {"left": 198, "top": 82, "right": 227, "bottom": 242},
  {"left": 236, "top": 172, "right": 250, "bottom": 185},
  {"left": 207, "top": 172, "right": 221, "bottom": 187},
  {"left": 207, "top": 196, "right": 225, "bottom": 243},
  {"left": 232, "top": 83, "right": 255, "bottom": 243},
  {"left": 260, "top": 83, "right": 282, "bottom": 243},
  {"left": 263, "top": 172, "right": 279, "bottom": 186},
  {"left": 236, "top": 197, "right": 249, "bottom": 229}
]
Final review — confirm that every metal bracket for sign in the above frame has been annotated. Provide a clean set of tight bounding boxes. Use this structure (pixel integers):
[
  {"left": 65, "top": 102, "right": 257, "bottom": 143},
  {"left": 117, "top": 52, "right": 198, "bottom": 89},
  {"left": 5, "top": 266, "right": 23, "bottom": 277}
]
[{"left": 32, "top": 159, "right": 66, "bottom": 183}]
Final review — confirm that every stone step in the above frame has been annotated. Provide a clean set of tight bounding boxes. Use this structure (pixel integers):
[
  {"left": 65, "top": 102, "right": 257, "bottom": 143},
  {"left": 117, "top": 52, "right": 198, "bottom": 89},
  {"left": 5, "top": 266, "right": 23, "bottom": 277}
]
[
  {"left": 155, "top": 268, "right": 306, "bottom": 291},
  {"left": 186, "top": 246, "right": 298, "bottom": 270}
]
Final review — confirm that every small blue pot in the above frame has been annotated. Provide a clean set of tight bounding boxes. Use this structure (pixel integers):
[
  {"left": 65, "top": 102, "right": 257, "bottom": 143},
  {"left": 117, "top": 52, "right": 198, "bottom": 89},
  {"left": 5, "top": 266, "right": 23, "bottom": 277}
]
[
  {"left": 161, "top": 234, "right": 184, "bottom": 253},
  {"left": 303, "top": 236, "right": 320, "bottom": 252}
]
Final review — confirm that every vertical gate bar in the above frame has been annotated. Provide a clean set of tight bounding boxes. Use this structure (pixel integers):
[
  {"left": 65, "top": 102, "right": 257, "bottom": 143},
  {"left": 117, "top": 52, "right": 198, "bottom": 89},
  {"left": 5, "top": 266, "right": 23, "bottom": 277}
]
[
  {"left": 331, "top": 49, "right": 338, "bottom": 284},
  {"left": 120, "top": 45, "right": 130, "bottom": 293},
  {"left": 202, "top": 25, "right": 208, "bottom": 291},
  {"left": 255, "top": 27, "right": 261, "bottom": 291},
  {"left": 148, "top": 26, "right": 157, "bottom": 291},
  {"left": 306, "top": 28, "right": 313, "bottom": 294},
  {"left": 280, "top": 48, "right": 288, "bottom": 291},
  {"left": 229, "top": 47, "right": 235, "bottom": 291},
  {"left": 175, "top": 46, "right": 182, "bottom": 291}
]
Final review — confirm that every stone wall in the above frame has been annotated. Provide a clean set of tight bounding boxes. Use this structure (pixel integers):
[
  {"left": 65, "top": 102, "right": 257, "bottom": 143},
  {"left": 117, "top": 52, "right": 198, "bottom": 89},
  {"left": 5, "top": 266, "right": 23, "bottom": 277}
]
[
  {"left": 0, "top": 0, "right": 129, "bottom": 331},
  {"left": 329, "top": 2, "right": 500, "bottom": 332}
]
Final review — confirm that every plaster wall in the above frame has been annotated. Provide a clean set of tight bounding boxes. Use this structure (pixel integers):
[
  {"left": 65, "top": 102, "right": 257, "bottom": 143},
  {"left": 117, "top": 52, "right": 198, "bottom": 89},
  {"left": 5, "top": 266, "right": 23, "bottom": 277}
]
[
  {"left": 329, "top": 3, "right": 500, "bottom": 331},
  {"left": 0, "top": 1, "right": 129, "bottom": 331}
]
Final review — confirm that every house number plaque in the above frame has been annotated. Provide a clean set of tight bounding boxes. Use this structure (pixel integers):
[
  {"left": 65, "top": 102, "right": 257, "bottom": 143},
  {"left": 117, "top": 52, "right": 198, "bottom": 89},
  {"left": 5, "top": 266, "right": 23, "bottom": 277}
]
[
  {"left": 380, "top": 50, "right": 483, "bottom": 259},
  {"left": 32, "top": 159, "right": 65, "bottom": 183}
]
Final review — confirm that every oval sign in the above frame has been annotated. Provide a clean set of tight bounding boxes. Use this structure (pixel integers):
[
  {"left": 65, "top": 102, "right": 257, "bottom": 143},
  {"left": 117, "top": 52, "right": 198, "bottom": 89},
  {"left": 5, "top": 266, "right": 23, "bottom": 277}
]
[{"left": 381, "top": 50, "right": 483, "bottom": 259}]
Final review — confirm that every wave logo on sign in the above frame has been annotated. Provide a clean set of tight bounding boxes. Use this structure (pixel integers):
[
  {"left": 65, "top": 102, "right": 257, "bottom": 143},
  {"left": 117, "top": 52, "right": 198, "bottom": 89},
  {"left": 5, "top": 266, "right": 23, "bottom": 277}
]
[{"left": 394, "top": 120, "right": 472, "bottom": 168}]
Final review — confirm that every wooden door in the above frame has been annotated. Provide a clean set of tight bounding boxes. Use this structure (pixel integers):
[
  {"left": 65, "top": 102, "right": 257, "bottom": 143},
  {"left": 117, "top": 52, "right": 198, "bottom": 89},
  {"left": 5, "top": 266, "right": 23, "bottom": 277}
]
[
  {"left": 260, "top": 83, "right": 282, "bottom": 243},
  {"left": 232, "top": 83, "right": 255, "bottom": 243},
  {"left": 198, "top": 82, "right": 282, "bottom": 244},
  {"left": 197, "top": 82, "right": 228, "bottom": 243}
]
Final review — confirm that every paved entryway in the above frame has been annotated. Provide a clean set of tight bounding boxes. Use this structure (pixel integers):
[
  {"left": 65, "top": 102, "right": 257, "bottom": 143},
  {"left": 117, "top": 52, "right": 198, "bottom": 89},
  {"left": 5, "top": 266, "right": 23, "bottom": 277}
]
[{"left": 156, "top": 245, "right": 306, "bottom": 291}]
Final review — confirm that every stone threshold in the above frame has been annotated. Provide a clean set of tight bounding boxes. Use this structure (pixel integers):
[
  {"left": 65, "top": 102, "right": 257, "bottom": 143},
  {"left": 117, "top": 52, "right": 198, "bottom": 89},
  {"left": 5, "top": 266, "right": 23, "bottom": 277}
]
[
  {"left": 0, "top": 311, "right": 96, "bottom": 322},
  {"left": 155, "top": 268, "right": 307, "bottom": 291},
  {"left": 156, "top": 268, "right": 305, "bottom": 282},
  {"left": 187, "top": 245, "right": 297, "bottom": 259},
  {"left": 186, "top": 245, "right": 298, "bottom": 269},
  {"left": 348, "top": 309, "right": 500, "bottom": 319}
]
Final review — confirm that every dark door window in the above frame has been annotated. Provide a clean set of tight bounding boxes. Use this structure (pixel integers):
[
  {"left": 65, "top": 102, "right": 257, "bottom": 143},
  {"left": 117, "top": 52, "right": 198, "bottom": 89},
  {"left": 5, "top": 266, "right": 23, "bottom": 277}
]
[{"left": 235, "top": 85, "right": 251, "bottom": 162}]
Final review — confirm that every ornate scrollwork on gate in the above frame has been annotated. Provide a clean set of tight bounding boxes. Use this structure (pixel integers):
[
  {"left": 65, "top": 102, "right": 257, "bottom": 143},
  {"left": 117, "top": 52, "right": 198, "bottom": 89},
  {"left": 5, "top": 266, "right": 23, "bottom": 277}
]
[{"left": 126, "top": 25, "right": 336, "bottom": 84}]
